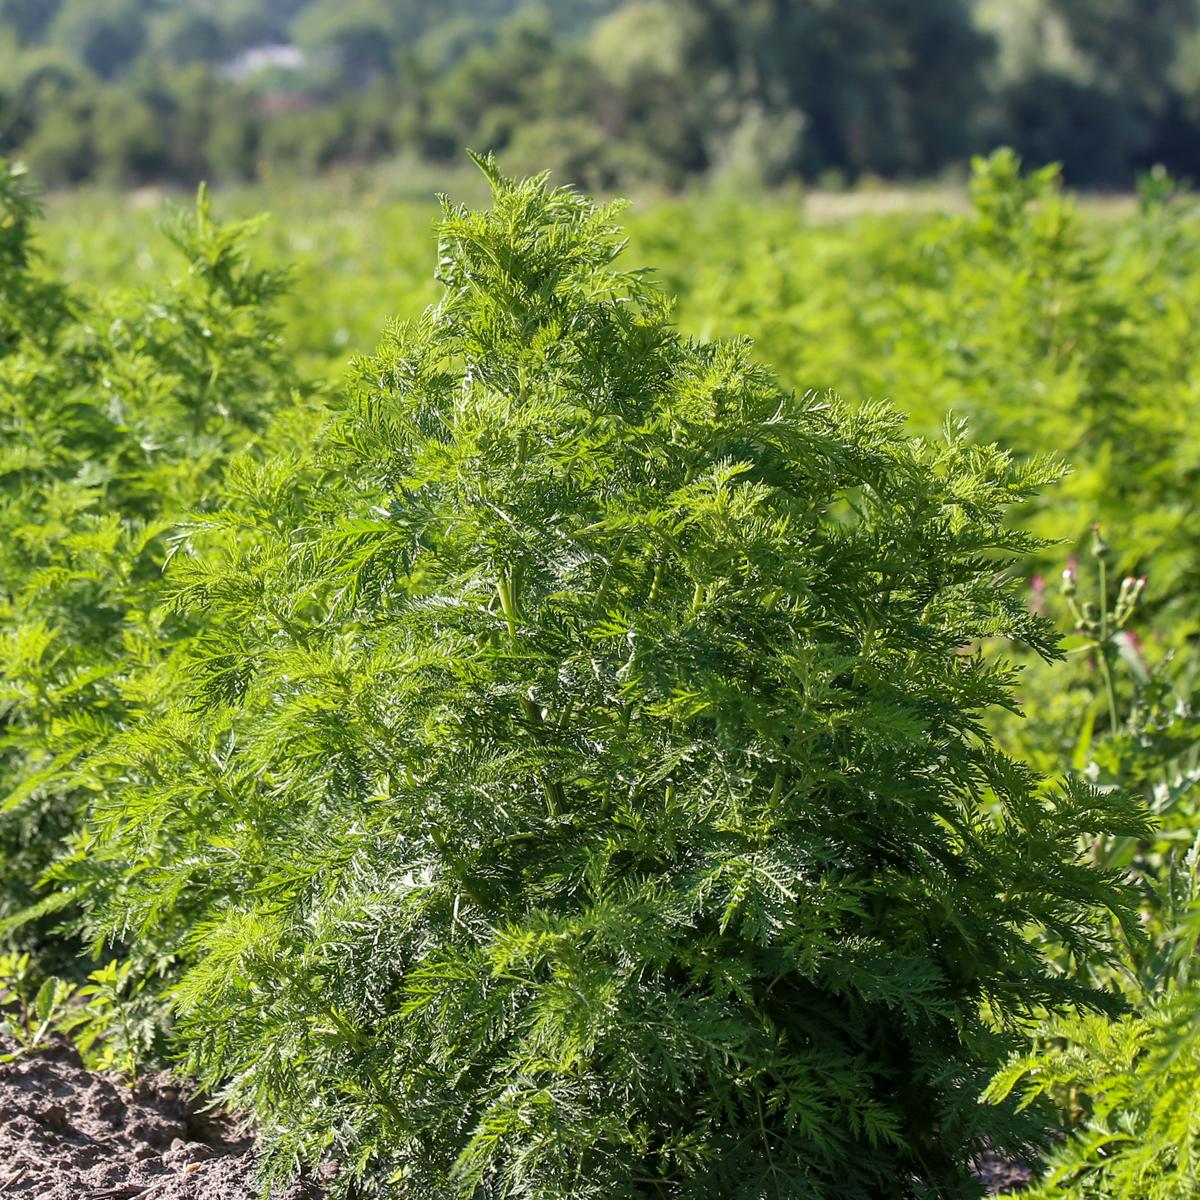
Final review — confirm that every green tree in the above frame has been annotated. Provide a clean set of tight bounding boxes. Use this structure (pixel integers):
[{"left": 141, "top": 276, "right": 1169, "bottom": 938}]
[
  {"left": 434, "top": 11, "right": 561, "bottom": 153},
  {"left": 0, "top": 0, "right": 63, "bottom": 44},
  {"left": 291, "top": 0, "right": 408, "bottom": 81},
  {"left": 669, "top": 0, "right": 994, "bottom": 177},
  {"left": 91, "top": 85, "right": 169, "bottom": 185},
  {"left": 981, "top": 0, "right": 1200, "bottom": 184},
  {"left": 50, "top": 0, "right": 147, "bottom": 81},
  {"left": 1048, "top": 0, "right": 1195, "bottom": 113},
  {"left": 147, "top": 9, "right": 227, "bottom": 66},
  {"left": 583, "top": 2, "right": 709, "bottom": 182}
]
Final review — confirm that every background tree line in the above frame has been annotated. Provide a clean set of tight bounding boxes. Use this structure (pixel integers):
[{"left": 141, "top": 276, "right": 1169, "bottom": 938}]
[{"left": 3, "top": 0, "right": 1200, "bottom": 190}]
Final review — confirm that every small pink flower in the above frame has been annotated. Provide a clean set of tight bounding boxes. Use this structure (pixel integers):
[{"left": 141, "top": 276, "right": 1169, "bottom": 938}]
[{"left": 1030, "top": 574, "right": 1046, "bottom": 615}]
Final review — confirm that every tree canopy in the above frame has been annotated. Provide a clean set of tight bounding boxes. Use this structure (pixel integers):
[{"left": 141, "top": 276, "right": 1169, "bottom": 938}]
[{"left": 1, "top": 0, "right": 1198, "bottom": 190}]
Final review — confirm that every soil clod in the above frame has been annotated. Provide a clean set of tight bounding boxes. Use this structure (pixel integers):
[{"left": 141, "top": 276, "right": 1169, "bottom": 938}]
[{"left": 0, "top": 1037, "right": 322, "bottom": 1199}]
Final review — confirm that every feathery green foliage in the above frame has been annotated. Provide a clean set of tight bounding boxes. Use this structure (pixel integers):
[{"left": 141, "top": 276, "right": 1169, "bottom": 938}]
[
  {"left": 0, "top": 159, "right": 301, "bottom": 972},
  {"left": 986, "top": 537, "right": 1200, "bottom": 1200},
  {"left": 68, "top": 158, "right": 1148, "bottom": 1199},
  {"left": 987, "top": 857, "right": 1200, "bottom": 1200},
  {"left": 646, "top": 151, "right": 1200, "bottom": 620}
]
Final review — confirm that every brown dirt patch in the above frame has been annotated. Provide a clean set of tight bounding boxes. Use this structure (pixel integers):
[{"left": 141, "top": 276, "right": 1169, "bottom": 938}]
[
  {"left": 974, "top": 1152, "right": 1035, "bottom": 1195},
  {"left": 0, "top": 1037, "right": 324, "bottom": 1199}
]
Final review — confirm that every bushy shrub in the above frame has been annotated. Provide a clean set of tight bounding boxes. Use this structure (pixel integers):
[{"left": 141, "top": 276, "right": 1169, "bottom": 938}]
[
  {"left": 70, "top": 158, "right": 1148, "bottom": 1199},
  {"left": 986, "top": 535, "right": 1200, "bottom": 1200},
  {"left": 645, "top": 151, "right": 1200, "bottom": 620},
  {"left": 987, "top": 862, "right": 1200, "bottom": 1200},
  {"left": 0, "top": 160, "right": 301, "bottom": 970}
]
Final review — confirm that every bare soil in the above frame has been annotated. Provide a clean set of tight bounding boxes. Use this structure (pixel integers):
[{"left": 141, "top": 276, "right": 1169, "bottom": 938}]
[
  {"left": 0, "top": 1036, "right": 323, "bottom": 1199},
  {"left": 973, "top": 1153, "right": 1035, "bottom": 1195}
]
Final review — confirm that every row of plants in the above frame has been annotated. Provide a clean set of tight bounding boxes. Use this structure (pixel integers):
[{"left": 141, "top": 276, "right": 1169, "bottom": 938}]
[
  {"left": 2, "top": 153, "right": 1199, "bottom": 1198},
  {"left": 0, "top": 158, "right": 312, "bottom": 991}
]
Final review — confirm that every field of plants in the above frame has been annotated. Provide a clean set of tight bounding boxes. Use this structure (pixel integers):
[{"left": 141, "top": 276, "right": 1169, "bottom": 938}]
[{"left": 2, "top": 151, "right": 1200, "bottom": 1199}]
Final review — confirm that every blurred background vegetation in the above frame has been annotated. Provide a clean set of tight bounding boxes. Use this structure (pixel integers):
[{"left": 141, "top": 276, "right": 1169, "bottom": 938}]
[{"left": 4, "top": 0, "right": 1200, "bottom": 192}]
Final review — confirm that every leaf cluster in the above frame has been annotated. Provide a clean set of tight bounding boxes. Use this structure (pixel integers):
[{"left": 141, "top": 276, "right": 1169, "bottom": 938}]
[{"left": 0, "top": 951, "right": 155, "bottom": 1076}]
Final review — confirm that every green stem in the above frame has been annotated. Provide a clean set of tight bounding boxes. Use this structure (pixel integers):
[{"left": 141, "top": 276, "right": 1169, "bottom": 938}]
[
  {"left": 647, "top": 560, "right": 664, "bottom": 606},
  {"left": 1098, "top": 557, "right": 1120, "bottom": 733},
  {"left": 300, "top": 989, "right": 406, "bottom": 1130},
  {"left": 497, "top": 574, "right": 519, "bottom": 643},
  {"left": 1098, "top": 557, "right": 1109, "bottom": 643},
  {"left": 592, "top": 531, "right": 631, "bottom": 614},
  {"left": 1098, "top": 650, "right": 1119, "bottom": 735},
  {"left": 768, "top": 770, "right": 784, "bottom": 808}
]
